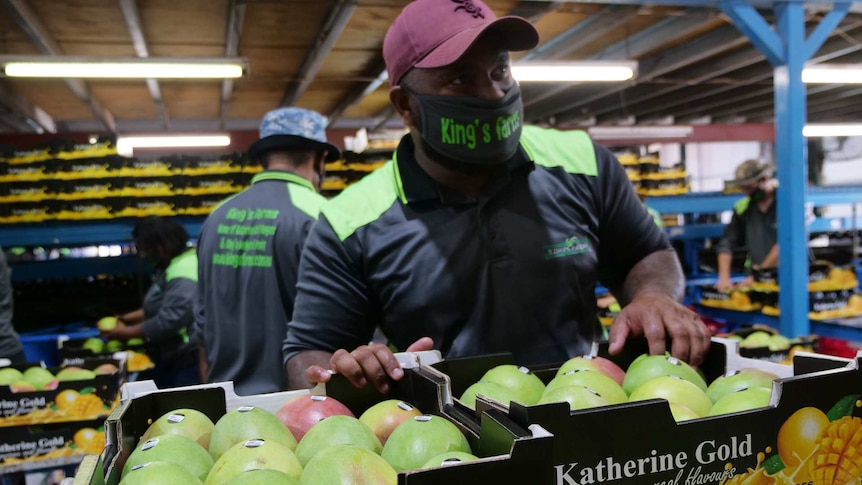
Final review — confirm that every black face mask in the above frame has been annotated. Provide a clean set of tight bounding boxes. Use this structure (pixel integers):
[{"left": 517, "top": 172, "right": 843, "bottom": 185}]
[{"left": 408, "top": 84, "right": 524, "bottom": 166}]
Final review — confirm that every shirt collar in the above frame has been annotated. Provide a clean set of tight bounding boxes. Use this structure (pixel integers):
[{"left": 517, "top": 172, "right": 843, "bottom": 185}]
[
  {"left": 251, "top": 170, "right": 315, "bottom": 191},
  {"left": 394, "top": 134, "right": 533, "bottom": 204}
]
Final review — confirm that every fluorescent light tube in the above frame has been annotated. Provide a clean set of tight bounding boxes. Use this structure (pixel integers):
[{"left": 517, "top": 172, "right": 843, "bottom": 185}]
[
  {"left": 802, "top": 64, "right": 862, "bottom": 84},
  {"left": 116, "top": 135, "right": 231, "bottom": 156},
  {"left": 587, "top": 126, "right": 693, "bottom": 139},
  {"left": 511, "top": 61, "right": 637, "bottom": 82},
  {"left": 2, "top": 57, "right": 245, "bottom": 79},
  {"left": 803, "top": 124, "right": 862, "bottom": 137}
]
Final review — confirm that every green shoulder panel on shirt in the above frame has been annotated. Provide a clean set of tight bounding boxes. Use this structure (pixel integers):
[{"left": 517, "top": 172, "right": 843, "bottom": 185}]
[
  {"left": 321, "top": 160, "right": 400, "bottom": 242},
  {"left": 646, "top": 205, "right": 663, "bottom": 227},
  {"left": 209, "top": 189, "right": 245, "bottom": 215},
  {"left": 288, "top": 183, "right": 327, "bottom": 219},
  {"left": 519, "top": 125, "right": 597, "bottom": 176},
  {"left": 734, "top": 196, "right": 751, "bottom": 215},
  {"left": 166, "top": 249, "right": 198, "bottom": 282}
]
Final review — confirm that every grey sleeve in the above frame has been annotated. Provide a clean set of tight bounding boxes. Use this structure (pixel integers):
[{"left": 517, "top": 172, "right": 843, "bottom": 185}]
[
  {"left": 715, "top": 211, "right": 744, "bottom": 255},
  {"left": 274, "top": 215, "right": 316, "bottom": 314},
  {"left": 283, "top": 216, "right": 376, "bottom": 364},
  {"left": 141, "top": 277, "right": 197, "bottom": 343},
  {"left": 191, "top": 230, "right": 207, "bottom": 348},
  {"left": 593, "top": 142, "right": 673, "bottom": 292},
  {"left": 191, "top": 283, "right": 205, "bottom": 348}
]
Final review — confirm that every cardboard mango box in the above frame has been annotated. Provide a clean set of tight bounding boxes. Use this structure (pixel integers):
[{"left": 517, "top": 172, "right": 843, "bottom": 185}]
[
  {"left": 73, "top": 351, "right": 553, "bottom": 485},
  {"left": 722, "top": 325, "right": 818, "bottom": 363},
  {"left": 0, "top": 358, "right": 123, "bottom": 427},
  {"left": 759, "top": 288, "right": 862, "bottom": 321},
  {"left": 0, "top": 417, "right": 105, "bottom": 472},
  {"left": 753, "top": 263, "right": 858, "bottom": 292},
  {"left": 53, "top": 157, "right": 126, "bottom": 180},
  {"left": 431, "top": 338, "right": 862, "bottom": 485},
  {"left": 699, "top": 286, "right": 761, "bottom": 311},
  {"left": 0, "top": 180, "right": 58, "bottom": 203},
  {"left": 58, "top": 337, "right": 154, "bottom": 373},
  {"left": 324, "top": 360, "right": 555, "bottom": 484}
]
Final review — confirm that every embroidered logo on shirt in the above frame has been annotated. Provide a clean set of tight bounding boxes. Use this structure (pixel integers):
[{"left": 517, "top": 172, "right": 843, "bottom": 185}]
[{"left": 543, "top": 236, "right": 591, "bottom": 260}]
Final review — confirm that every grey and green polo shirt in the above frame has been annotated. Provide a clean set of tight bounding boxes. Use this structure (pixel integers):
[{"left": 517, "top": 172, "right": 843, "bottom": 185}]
[
  {"left": 141, "top": 248, "right": 198, "bottom": 371},
  {"left": 715, "top": 195, "right": 777, "bottom": 269},
  {"left": 194, "top": 170, "right": 326, "bottom": 395},
  {"left": 283, "top": 126, "right": 671, "bottom": 366}
]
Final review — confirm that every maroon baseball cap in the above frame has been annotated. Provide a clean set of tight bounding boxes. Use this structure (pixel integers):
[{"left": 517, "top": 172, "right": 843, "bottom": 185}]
[{"left": 383, "top": 0, "right": 539, "bottom": 86}]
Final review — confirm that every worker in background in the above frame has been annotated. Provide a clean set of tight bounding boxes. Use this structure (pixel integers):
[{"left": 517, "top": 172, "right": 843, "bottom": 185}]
[
  {"left": 715, "top": 160, "right": 778, "bottom": 292},
  {"left": 0, "top": 246, "right": 25, "bottom": 364},
  {"left": 284, "top": 0, "right": 710, "bottom": 393},
  {"left": 193, "top": 107, "right": 338, "bottom": 395},
  {"left": 101, "top": 217, "right": 199, "bottom": 388}
]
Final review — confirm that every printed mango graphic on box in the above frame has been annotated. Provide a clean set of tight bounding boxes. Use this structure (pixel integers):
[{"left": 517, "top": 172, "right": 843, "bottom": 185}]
[
  {"left": 0, "top": 422, "right": 105, "bottom": 465},
  {"left": 0, "top": 361, "right": 122, "bottom": 427},
  {"left": 715, "top": 395, "right": 862, "bottom": 485}
]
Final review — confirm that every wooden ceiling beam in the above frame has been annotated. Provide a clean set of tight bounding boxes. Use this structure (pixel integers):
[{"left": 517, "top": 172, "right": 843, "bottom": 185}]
[
  {"left": 220, "top": 0, "right": 246, "bottom": 129},
  {"left": 523, "top": 8, "right": 727, "bottom": 110},
  {"left": 327, "top": 1, "right": 565, "bottom": 129},
  {"left": 587, "top": 20, "right": 862, "bottom": 123},
  {"left": 522, "top": 4, "right": 640, "bottom": 61},
  {"left": 326, "top": 59, "right": 387, "bottom": 127},
  {"left": 280, "top": 0, "right": 357, "bottom": 108},
  {"left": 1, "top": 0, "right": 116, "bottom": 132},
  {"left": 118, "top": 0, "right": 170, "bottom": 131},
  {"left": 0, "top": 80, "right": 56, "bottom": 134}
]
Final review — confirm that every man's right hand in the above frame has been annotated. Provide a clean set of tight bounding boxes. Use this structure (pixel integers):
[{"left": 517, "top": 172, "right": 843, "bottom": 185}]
[
  {"left": 715, "top": 277, "right": 734, "bottom": 293},
  {"left": 302, "top": 337, "right": 434, "bottom": 394}
]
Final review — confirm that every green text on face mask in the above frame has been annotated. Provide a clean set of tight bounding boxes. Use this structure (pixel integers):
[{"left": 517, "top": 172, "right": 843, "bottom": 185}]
[{"left": 441, "top": 112, "right": 521, "bottom": 149}]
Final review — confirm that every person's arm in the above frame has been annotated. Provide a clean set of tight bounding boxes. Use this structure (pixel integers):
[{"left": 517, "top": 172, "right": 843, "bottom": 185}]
[
  {"left": 138, "top": 278, "right": 196, "bottom": 343},
  {"left": 101, "top": 320, "right": 145, "bottom": 340},
  {"left": 198, "top": 346, "right": 209, "bottom": 383},
  {"left": 591, "top": 144, "right": 710, "bottom": 366},
  {"left": 716, "top": 253, "right": 734, "bottom": 292},
  {"left": 758, "top": 243, "right": 779, "bottom": 268},
  {"left": 608, "top": 249, "right": 711, "bottom": 365},
  {"left": 117, "top": 309, "right": 145, "bottom": 325},
  {"left": 283, "top": 216, "right": 432, "bottom": 392},
  {"left": 283, "top": 216, "right": 377, "bottom": 389},
  {"left": 192, "top": 284, "right": 209, "bottom": 383},
  {"left": 715, "top": 209, "right": 745, "bottom": 291}
]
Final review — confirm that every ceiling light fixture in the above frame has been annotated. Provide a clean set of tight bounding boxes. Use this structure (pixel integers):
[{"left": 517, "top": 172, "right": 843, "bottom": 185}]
[
  {"left": 802, "top": 64, "right": 862, "bottom": 84},
  {"left": 802, "top": 123, "right": 862, "bottom": 137},
  {"left": 587, "top": 126, "right": 693, "bottom": 139},
  {"left": 511, "top": 61, "right": 637, "bottom": 82},
  {"left": 116, "top": 134, "right": 231, "bottom": 156},
  {"left": 1, "top": 56, "right": 246, "bottom": 79}
]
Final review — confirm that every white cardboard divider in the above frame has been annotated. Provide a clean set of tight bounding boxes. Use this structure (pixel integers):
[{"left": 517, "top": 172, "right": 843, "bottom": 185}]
[
  {"left": 712, "top": 337, "right": 796, "bottom": 377},
  {"left": 119, "top": 350, "right": 443, "bottom": 414},
  {"left": 120, "top": 380, "right": 309, "bottom": 415}
]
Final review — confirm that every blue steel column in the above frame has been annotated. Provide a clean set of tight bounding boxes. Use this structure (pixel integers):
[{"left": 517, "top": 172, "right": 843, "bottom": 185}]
[
  {"left": 773, "top": 2, "right": 809, "bottom": 338},
  {"left": 721, "top": 1, "right": 850, "bottom": 337}
]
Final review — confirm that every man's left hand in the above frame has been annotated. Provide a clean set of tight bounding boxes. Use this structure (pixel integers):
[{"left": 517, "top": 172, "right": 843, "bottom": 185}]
[{"left": 607, "top": 293, "right": 711, "bottom": 367}]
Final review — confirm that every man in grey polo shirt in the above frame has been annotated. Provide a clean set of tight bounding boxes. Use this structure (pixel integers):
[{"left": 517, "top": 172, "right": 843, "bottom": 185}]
[
  {"left": 194, "top": 107, "right": 339, "bottom": 395},
  {"left": 284, "top": 0, "right": 710, "bottom": 393},
  {"left": 715, "top": 160, "right": 778, "bottom": 292}
]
